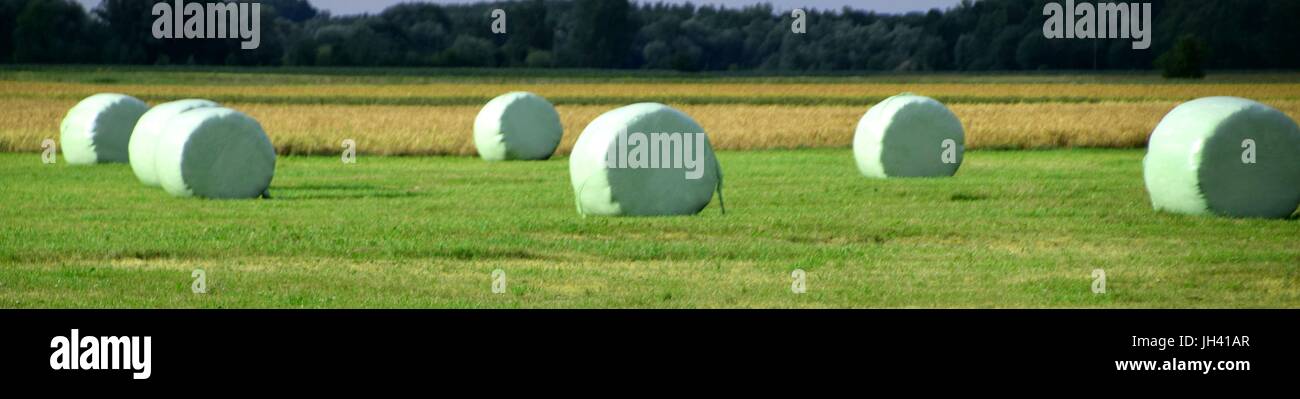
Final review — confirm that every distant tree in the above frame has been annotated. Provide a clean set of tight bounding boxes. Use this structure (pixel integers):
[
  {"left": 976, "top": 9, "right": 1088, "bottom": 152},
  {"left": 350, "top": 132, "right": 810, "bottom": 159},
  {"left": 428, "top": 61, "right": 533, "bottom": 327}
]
[
  {"left": 260, "top": 0, "right": 317, "bottom": 22},
  {"left": 13, "top": 0, "right": 97, "bottom": 63},
  {"left": 283, "top": 28, "right": 318, "bottom": 66},
  {"left": 562, "top": 0, "right": 631, "bottom": 68},
  {"left": 342, "top": 22, "right": 398, "bottom": 66},
  {"left": 1156, "top": 34, "right": 1207, "bottom": 79},
  {"left": 3, "top": 0, "right": 1299, "bottom": 72},
  {"left": 0, "top": 0, "right": 28, "bottom": 62},
  {"left": 524, "top": 49, "right": 554, "bottom": 68},
  {"left": 312, "top": 24, "right": 351, "bottom": 66},
  {"left": 1261, "top": 0, "right": 1300, "bottom": 68},
  {"left": 667, "top": 36, "right": 703, "bottom": 71},
  {"left": 376, "top": 3, "right": 452, "bottom": 66},
  {"left": 222, "top": 3, "right": 291, "bottom": 66},
  {"left": 641, "top": 39, "right": 670, "bottom": 69},
  {"left": 953, "top": 34, "right": 980, "bottom": 70},
  {"left": 501, "top": 0, "right": 551, "bottom": 66},
  {"left": 1015, "top": 30, "right": 1051, "bottom": 70},
  {"left": 93, "top": 0, "right": 161, "bottom": 64},
  {"left": 443, "top": 35, "right": 496, "bottom": 67}
]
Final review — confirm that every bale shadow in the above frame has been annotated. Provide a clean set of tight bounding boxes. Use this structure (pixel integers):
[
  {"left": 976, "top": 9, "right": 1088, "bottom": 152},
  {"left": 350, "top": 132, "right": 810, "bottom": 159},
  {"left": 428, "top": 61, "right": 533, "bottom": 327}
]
[{"left": 950, "top": 193, "right": 990, "bottom": 202}]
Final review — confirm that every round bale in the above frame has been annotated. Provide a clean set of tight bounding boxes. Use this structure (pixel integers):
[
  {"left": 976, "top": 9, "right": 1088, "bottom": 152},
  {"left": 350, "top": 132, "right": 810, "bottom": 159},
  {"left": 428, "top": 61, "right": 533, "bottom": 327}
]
[
  {"left": 129, "top": 99, "right": 220, "bottom": 186},
  {"left": 569, "top": 103, "right": 722, "bottom": 216},
  {"left": 60, "top": 93, "right": 149, "bottom": 164},
  {"left": 473, "top": 92, "right": 563, "bottom": 161},
  {"left": 1144, "top": 96, "right": 1300, "bottom": 218},
  {"left": 155, "top": 107, "right": 276, "bottom": 199},
  {"left": 853, "top": 93, "right": 964, "bottom": 178}
]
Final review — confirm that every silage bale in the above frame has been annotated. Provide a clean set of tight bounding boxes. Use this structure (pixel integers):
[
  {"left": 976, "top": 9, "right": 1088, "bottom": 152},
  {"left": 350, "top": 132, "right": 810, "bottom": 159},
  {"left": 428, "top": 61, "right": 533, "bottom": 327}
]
[
  {"left": 473, "top": 92, "right": 563, "bottom": 161},
  {"left": 569, "top": 103, "right": 723, "bottom": 216},
  {"left": 59, "top": 93, "right": 149, "bottom": 165},
  {"left": 853, "top": 93, "right": 964, "bottom": 178},
  {"left": 154, "top": 107, "right": 276, "bottom": 199},
  {"left": 128, "top": 99, "right": 220, "bottom": 186},
  {"left": 1144, "top": 96, "right": 1300, "bottom": 218}
]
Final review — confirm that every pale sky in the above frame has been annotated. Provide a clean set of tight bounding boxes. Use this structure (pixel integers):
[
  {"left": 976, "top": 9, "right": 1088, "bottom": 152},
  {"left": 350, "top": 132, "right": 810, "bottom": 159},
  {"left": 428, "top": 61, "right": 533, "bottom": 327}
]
[{"left": 77, "top": 0, "right": 964, "bottom": 16}]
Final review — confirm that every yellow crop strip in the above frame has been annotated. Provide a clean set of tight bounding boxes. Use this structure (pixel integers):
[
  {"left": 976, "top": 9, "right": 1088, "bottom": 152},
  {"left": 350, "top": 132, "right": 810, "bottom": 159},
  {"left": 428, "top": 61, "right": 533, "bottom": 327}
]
[{"left": 4, "top": 80, "right": 1299, "bottom": 155}]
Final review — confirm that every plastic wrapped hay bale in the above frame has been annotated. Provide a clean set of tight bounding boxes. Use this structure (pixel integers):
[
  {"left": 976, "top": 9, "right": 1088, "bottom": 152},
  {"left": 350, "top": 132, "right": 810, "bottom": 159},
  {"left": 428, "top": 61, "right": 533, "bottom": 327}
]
[
  {"left": 1144, "top": 96, "right": 1300, "bottom": 218},
  {"left": 155, "top": 107, "right": 276, "bottom": 199},
  {"left": 473, "top": 92, "right": 563, "bottom": 161},
  {"left": 59, "top": 93, "right": 149, "bottom": 164},
  {"left": 853, "top": 93, "right": 964, "bottom": 178},
  {"left": 569, "top": 103, "right": 723, "bottom": 216},
  {"left": 129, "top": 99, "right": 220, "bottom": 186}
]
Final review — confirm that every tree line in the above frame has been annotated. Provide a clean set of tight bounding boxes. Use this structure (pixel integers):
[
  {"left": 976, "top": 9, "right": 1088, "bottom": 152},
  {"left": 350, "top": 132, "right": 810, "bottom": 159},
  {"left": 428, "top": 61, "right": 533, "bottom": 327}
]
[{"left": 1, "top": 0, "right": 1296, "bottom": 72}]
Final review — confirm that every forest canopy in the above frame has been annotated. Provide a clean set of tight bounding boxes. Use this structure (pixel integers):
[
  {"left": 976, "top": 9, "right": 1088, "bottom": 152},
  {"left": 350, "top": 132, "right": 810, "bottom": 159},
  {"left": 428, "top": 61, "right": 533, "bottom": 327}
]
[{"left": 1, "top": 0, "right": 1296, "bottom": 71}]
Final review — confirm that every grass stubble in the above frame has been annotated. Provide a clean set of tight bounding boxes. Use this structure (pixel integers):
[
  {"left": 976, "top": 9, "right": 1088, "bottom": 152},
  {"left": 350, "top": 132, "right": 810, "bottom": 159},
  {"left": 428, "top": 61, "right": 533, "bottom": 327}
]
[{"left": 0, "top": 150, "right": 1296, "bottom": 308}]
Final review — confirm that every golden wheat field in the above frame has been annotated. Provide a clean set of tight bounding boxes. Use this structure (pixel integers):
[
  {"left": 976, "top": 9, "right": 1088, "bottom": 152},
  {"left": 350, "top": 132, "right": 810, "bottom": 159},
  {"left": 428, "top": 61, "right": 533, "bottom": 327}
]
[{"left": 4, "top": 72, "right": 1300, "bottom": 155}]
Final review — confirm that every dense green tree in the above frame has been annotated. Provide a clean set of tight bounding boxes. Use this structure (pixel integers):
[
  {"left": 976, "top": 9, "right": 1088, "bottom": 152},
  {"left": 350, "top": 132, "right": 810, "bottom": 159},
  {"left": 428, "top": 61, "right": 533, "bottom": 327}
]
[
  {"left": 443, "top": 35, "right": 497, "bottom": 67},
  {"left": 261, "top": 0, "right": 316, "bottom": 22},
  {"left": 1156, "top": 34, "right": 1206, "bottom": 79},
  {"left": 560, "top": 0, "right": 631, "bottom": 68},
  {"left": 0, "top": 0, "right": 28, "bottom": 62},
  {"left": 4, "top": 0, "right": 1298, "bottom": 73},
  {"left": 13, "top": 0, "right": 97, "bottom": 63},
  {"left": 500, "top": 0, "right": 551, "bottom": 66},
  {"left": 93, "top": 0, "right": 162, "bottom": 64}
]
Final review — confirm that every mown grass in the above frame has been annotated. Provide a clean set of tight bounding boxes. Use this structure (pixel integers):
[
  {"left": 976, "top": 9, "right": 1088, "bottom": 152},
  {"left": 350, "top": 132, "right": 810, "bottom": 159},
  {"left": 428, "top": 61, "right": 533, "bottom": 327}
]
[{"left": 2, "top": 150, "right": 1297, "bottom": 308}]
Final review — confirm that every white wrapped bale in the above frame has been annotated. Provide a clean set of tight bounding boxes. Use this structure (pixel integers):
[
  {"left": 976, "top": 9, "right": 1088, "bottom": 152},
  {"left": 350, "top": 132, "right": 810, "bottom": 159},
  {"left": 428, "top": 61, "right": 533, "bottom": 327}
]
[
  {"left": 853, "top": 94, "right": 964, "bottom": 178},
  {"left": 473, "top": 92, "right": 563, "bottom": 161},
  {"left": 59, "top": 93, "right": 149, "bottom": 164},
  {"left": 128, "top": 99, "right": 220, "bottom": 186},
  {"left": 155, "top": 107, "right": 276, "bottom": 199},
  {"left": 1144, "top": 97, "right": 1300, "bottom": 218},
  {"left": 569, "top": 103, "right": 723, "bottom": 216}
]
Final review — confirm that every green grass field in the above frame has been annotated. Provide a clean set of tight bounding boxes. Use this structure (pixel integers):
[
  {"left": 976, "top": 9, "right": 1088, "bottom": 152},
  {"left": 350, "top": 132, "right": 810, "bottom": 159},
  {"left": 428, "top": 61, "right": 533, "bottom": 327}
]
[{"left": 2, "top": 149, "right": 1297, "bottom": 308}]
